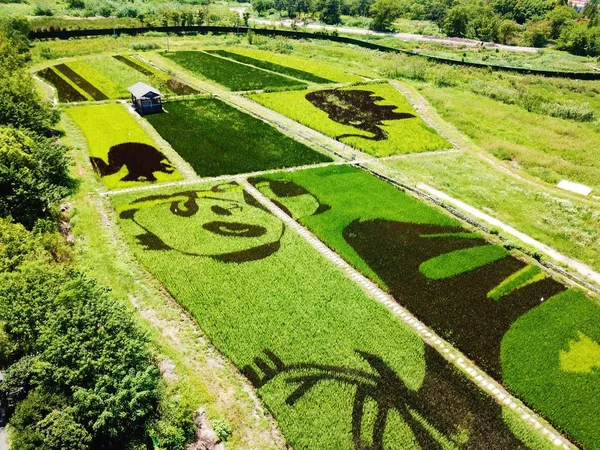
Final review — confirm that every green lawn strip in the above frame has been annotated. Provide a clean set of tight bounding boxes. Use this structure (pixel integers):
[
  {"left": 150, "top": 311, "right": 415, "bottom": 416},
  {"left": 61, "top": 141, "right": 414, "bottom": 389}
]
[
  {"left": 488, "top": 266, "right": 544, "bottom": 300},
  {"left": 146, "top": 98, "right": 332, "bottom": 178},
  {"left": 377, "top": 152, "right": 600, "bottom": 272},
  {"left": 66, "top": 58, "right": 127, "bottom": 99},
  {"left": 36, "top": 66, "right": 89, "bottom": 102},
  {"left": 65, "top": 103, "right": 182, "bottom": 189},
  {"left": 227, "top": 47, "right": 363, "bottom": 83},
  {"left": 163, "top": 51, "right": 307, "bottom": 91},
  {"left": 249, "top": 83, "right": 450, "bottom": 157},
  {"left": 419, "top": 85, "right": 600, "bottom": 191},
  {"left": 502, "top": 290, "right": 600, "bottom": 450},
  {"left": 114, "top": 54, "right": 157, "bottom": 76},
  {"left": 419, "top": 245, "right": 508, "bottom": 280},
  {"left": 208, "top": 50, "right": 333, "bottom": 84},
  {"left": 54, "top": 63, "right": 109, "bottom": 100},
  {"left": 111, "top": 180, "right": 534, "bottom": 449}
]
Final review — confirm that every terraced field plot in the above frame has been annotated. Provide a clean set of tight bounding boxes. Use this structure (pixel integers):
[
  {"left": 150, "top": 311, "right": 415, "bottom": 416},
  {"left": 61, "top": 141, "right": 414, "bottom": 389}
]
[
  {"left": 146, "top": 98, "right": 332, "bottom": 177},
  {"left": 254, "top": 164, "right": 600, "bottom": 449},
  {"left": 249, "top": 83, "right": 450, "bottom": 157},
  {"left": 67, "top": 103, "right": 182, "bottom": 189},
  {"left": 112, "top": 180, "right": 545, "bottom": 450},
  {"left": 37, "top": 55, "right": 197, "bottom": 101},
  {"left": 163, "top": 51, "right": 307, "bottom": 91}
]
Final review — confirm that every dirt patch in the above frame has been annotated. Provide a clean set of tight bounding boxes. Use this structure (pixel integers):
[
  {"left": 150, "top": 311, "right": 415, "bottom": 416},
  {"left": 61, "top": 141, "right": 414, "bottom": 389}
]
[
  {"left": 37, "top": 67, "right": 86, "bottom": 103},
  {"left": 167, "top": 78, "right": 200, "bottom": 95},
  {"left": 305, "top": 89, "right": 414, "bottom": 141},
  {"left": 243, "top": 346, "right": 526, "bottom": 449},
  {"left": 54, "top": 63, "right": 108, "bottom": 101},
  {"left": 343, "top": 219, "right": 565, "bottom": 380},
  {"left": 90, "top": 142, "right": 174, "bottom": 182}
]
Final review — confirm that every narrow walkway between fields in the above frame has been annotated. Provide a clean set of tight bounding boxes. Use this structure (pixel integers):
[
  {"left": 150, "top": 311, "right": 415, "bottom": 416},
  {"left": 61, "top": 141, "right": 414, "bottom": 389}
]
[{"left": 240, "top": 178, "right": 574, "bottom": 450}]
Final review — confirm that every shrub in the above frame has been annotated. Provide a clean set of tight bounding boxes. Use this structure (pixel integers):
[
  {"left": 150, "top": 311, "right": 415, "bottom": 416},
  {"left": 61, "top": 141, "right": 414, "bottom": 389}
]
[
  {"left": 131, "top": 41, "right": 160, "bottom": 51},
  {"left": 33, "top": 3, "right": 54, "bottom": 16},
  {"left": 211, "top": 419, "right": 232, "bottom": 442}
]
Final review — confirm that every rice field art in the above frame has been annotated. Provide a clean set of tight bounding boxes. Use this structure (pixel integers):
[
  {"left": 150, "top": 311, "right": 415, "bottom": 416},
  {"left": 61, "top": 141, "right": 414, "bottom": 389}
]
[
  {"left": 252, "top": 164, "right": 600, "bottom": 449},
  {"left": 66, "top": 103, "right": 182, "bottom": 189},
  {"left": 249, "top": 83, "right": 451, "bottom": 157},
  {"left": 112, "top": 180, "right": 542, "bottom": 450}
]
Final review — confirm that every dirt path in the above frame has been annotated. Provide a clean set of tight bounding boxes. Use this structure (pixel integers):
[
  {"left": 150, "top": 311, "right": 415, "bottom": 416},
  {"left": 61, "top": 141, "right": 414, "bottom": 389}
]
[
  {"left": 241, "top": 179, "right": 574, "bottom": 450},
  {"left": 250, "top": 19, "right": 538, "bottom": 53}
]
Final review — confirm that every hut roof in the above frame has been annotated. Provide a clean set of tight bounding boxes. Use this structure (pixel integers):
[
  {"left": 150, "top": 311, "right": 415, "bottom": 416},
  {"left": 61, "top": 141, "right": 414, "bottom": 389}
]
[{"left": 127, "top": 82, "right": 162, "bottom": 99}]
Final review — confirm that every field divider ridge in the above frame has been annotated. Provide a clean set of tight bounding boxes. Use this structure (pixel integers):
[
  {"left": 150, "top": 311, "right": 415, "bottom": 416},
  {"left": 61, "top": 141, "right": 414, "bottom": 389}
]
[{"left": 240, "top": 178, "right": 576, "bottom": 450}]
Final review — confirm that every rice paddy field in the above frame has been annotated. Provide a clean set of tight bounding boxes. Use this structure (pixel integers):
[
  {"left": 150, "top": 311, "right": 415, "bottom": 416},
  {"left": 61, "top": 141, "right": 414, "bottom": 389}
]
[
  {"left": 39, "top": 36, "right": 600, "bottom": 450},
  {"left": 146, "top": 98, "right": 332, "bottom": 177},
  {"left": 36, "top": 54, "right": 197, "bottom": 102},
  {"left": 249, "top": 83, "right": 451, "bottom": 157},
  {"left": 66, "top": 103, "right": 182, "bottom": 189},
  {"left": 111, "top": 180, "right": 550, "bottom": 450},
  {"left": 163, "top": 50, "right": 307, "bottom": 91}
]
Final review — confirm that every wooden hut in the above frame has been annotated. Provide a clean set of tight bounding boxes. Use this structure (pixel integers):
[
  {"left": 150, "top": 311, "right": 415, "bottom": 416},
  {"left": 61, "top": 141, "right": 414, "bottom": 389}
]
[{"left": 128, "top": 82, "right": 163, "bottom": 115}]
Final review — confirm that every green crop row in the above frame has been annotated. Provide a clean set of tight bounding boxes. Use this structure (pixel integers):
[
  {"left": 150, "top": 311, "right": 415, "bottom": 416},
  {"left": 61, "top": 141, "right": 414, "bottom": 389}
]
[
  {"left": 147, "top": 98, "right": 332, "bottom": 178},
  {"left": 255, "top": 164, "right": 600, "bottom": 449},
  {"left": 112, "top": 179, "right": 543, "bottom": 450},
  {"left": 163, "top": 51, "right": 307, "bottom": 91},
  {"left": 249, "top": 83, "right": 450, "bottom": 157},
  {"left": 66, "top": 103, "right": 182, "bottom": 189}
]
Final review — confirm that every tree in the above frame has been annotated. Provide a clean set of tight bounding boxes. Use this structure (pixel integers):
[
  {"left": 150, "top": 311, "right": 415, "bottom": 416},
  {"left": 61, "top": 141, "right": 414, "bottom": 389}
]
[
  {"left": 523, "top": 20, "right": 548, "bottom": 46},
  {"left": 369, "top": 0, "right": 401, "bottom": 31},
  {"left": 583, "top": 0, "right": 600, "bottom": 26},
  {"left": 546, "top": 5, "right": 576, "bottom": 39},
  {"left": 498, "top": 18, "right": 520, "bottom": 43},
  {"left": 252, "top": 0, "right": 275, "bottom": 15},
  {"left": 469, "top": 6, "right": 501, "bottom": 41},
  {"left": 443, "top": 5, "right": 469, "bottom": 37},
  {"left": 320, "top": 0, "right": 343, "bottom": 24}
]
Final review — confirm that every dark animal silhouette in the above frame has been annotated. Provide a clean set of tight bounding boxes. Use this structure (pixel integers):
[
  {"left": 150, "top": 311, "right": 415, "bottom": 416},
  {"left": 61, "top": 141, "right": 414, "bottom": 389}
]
[
  {"left": 243, "top": 348, "right": 527, "bottom": 449},
  {"left": 305, "top": 89, "right": 415, "bottom": 141},
  {"left": 343, "top": 220, "right": 566, "bottom": 379},
  {"left": 90, "top": 142, "right": 174, "bottom": 182}
]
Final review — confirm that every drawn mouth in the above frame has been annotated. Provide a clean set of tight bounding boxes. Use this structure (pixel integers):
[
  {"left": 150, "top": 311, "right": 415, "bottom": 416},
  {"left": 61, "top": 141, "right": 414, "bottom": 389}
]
[{"left": 203, "top": 221, "right": 267, "bottom": 237}]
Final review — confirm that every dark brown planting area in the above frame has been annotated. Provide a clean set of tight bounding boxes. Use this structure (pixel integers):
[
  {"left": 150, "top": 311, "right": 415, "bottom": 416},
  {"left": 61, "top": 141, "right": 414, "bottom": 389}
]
[
  {"left": 113, "top": 54, "right": 154, "bottom": 76},
  {"left": 343, "top": 220, "right": 565, "bottom": 380},
  {"left": 37, "top": 68, "right": 86, "bottom": 103},
  {"left": 54, "top": 64, "right": 108, "bottom": 101},
  {"left": 244, "top": 347, "right": 527, "bottom": 449},
  {"left": 305, "top": 89, "right": 414, "bottom": 141},
  {"left": 90, "top": 142, "right": 173, "bottom": 182}
]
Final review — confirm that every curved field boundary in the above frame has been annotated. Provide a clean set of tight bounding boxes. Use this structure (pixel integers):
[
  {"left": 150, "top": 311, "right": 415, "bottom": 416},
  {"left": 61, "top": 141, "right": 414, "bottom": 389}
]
[
  {"left": 29, "top": 26, "right": 600, "bottom": 80},
  {"left": 240, "top": 178, "right": 575, "bottom": 450}
]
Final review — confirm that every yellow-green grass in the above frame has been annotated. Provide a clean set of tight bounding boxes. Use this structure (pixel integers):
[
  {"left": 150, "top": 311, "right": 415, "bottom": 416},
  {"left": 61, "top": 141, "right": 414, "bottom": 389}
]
[
  {"left": 111, "top": 180, "right": 541, "bottom": 450},
  {"left": 249, "top": 83, "right": 450, "bottom": 157},
  {"left": 418, "top": 85, "right": 600, "bottom": 191},
  {"left": 376, "top": 152, "right": 600, "bottom": 272},
  {"left": 226, "top": 47, "right": 363, "bottom": 83},
  {"left": 65, "top": 104, "right": 182, "bottom": 189}
]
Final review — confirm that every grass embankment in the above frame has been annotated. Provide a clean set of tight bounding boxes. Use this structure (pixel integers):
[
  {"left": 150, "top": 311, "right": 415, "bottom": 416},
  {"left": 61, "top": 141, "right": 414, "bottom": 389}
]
[
  {"left": 111, "top": 179, "right": 542, "bottom": 449},
  {"left": 375, "top": 152, "right": 600, "bottom": 272},
  {"left": 163, "top": 50, "right": 307, "bottom": 91},
  {"left": 255, "top": 165, "right": 600, "bottom": 448},
  {"left": 60, "top": 114, "right": 284, "bottom": 450},
  {"left": 146, "top": 98, "right": 332, "bottom": 177},
  {"left": 66, "top": 103, "right": 182, "bottom": 189},
  {"left": 250, "top": 83, "right": 450, "bottom": 157}
]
